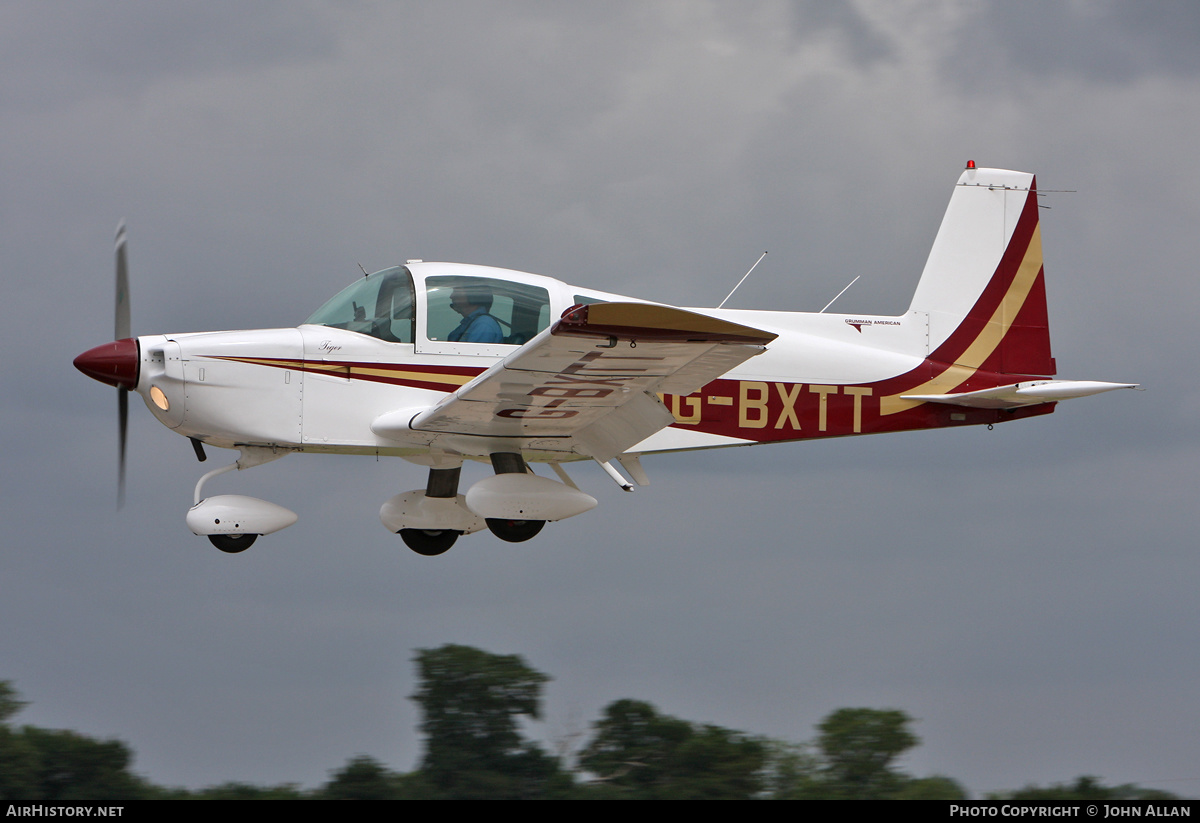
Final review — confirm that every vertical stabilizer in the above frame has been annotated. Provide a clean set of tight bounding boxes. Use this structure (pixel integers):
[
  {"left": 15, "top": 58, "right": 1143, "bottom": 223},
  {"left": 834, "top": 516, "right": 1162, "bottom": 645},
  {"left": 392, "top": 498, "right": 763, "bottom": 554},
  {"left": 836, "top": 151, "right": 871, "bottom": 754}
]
[{"left": 908, "top": 166, "right": 1055, "bottom": 376}]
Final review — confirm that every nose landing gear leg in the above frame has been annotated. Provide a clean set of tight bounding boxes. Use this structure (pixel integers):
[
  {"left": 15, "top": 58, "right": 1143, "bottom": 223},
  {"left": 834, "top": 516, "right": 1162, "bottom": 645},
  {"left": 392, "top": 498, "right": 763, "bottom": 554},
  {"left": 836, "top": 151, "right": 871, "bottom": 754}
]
[{"left": 186, "top": 447, "right": 295, "bottom": 553}]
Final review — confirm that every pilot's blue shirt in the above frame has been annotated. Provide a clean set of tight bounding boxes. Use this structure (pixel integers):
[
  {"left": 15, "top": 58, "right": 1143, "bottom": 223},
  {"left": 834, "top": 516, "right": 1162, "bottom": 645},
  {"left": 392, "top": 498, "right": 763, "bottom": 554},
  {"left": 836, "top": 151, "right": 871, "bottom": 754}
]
[{"left": 448, "top": 307, "right": 503, "bottom": 343}]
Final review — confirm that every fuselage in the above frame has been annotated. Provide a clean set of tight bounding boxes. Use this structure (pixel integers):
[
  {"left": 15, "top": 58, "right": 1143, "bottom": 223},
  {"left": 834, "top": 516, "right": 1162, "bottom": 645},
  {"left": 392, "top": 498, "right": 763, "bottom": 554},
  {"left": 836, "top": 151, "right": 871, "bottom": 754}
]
[{"left": 96, "top": 258, "right": 1049, "bottom": 465}]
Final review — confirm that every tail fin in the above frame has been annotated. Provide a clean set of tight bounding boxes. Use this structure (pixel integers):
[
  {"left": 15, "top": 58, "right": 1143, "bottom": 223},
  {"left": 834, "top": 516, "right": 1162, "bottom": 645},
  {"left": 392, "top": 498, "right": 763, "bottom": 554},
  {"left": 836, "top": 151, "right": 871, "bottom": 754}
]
[{"left": 908, "top": 166, "right": 1056, "bottom": 377}]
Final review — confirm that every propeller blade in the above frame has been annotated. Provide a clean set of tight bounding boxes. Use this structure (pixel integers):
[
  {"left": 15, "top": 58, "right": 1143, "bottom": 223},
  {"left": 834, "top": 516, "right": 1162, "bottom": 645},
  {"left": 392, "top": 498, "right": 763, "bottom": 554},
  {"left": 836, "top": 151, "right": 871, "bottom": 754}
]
[
  {"left": 115, "top": 220, "right": 130, "bottom": 508},
  {"left": 115, "top": 221, "right": 130, "bottom": 341},
  {"left": 118, "top": 388, "right": 128, "bottom": 509}
]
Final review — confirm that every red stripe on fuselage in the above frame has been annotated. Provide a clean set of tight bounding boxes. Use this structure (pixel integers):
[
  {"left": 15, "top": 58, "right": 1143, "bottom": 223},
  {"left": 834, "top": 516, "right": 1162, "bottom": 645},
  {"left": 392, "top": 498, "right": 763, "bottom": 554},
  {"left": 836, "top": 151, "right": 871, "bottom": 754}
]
[{"left": 205, "top": 356, "right": 485, "bottom": 392}]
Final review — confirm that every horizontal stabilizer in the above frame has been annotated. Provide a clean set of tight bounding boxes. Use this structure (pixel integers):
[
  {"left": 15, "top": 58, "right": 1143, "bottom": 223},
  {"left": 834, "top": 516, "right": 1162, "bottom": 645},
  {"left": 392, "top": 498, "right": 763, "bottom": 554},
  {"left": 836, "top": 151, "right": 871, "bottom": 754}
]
[{"left": 902, "top": 380, "right": 1138, "bottom": 410}]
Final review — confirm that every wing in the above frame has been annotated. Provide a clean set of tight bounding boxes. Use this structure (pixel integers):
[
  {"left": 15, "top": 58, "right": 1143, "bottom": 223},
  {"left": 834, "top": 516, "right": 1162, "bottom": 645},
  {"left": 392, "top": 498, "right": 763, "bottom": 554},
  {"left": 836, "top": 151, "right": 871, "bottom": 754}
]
[{"left": 378, "top": 303, "right": 776, "bottom": 462}]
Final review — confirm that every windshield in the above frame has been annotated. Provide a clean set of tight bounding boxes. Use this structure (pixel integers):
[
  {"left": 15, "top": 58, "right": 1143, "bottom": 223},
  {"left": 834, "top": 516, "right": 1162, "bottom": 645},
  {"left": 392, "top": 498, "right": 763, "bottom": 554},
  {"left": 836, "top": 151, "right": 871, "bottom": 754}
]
[{"left": 305, "top": 266, "right": 415, "bottom": 343}]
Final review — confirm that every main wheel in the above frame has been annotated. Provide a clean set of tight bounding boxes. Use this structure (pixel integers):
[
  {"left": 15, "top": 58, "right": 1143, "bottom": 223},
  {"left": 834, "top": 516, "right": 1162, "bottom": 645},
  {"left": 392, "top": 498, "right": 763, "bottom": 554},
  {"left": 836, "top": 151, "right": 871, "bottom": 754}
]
[
  {"left": 208, "top": 533, "right": 257, "bottom": 553},
  {"left": 400, "top": 529, "right": 460, "bottom": 556},
  {"left": 485, "top": 518, "right": 545, "bottom": 543}
]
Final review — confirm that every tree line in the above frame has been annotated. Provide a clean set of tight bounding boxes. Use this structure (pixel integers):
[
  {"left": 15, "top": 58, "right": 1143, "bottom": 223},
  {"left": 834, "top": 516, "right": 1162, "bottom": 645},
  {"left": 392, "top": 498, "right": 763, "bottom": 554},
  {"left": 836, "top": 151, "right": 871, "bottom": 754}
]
[{"left": 0, "top": 645, "right": 1179, "bottom": 800}]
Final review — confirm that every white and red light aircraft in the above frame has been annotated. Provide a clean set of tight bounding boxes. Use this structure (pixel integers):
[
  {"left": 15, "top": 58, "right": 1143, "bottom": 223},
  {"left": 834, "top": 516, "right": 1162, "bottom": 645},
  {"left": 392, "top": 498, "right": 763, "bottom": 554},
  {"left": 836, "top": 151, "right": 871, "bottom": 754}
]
[{"left": 75, "top": 164, "right": 1135, "bottom": 556}]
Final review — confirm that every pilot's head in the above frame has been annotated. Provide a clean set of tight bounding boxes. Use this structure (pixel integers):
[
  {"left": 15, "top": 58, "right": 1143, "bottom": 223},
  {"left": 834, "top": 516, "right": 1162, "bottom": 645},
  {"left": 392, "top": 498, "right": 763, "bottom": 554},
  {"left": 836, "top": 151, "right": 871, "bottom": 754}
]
[{"left": 449, "top": 284, "right": 494, "bottom": 316}]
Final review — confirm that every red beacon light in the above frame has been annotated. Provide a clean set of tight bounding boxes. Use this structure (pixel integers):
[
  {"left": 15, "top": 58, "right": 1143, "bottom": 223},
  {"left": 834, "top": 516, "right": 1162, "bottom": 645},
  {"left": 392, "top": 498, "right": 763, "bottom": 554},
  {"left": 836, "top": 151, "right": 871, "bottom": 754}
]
[{"left": 966, "top": 160, "right": 976, "bottom": 169}]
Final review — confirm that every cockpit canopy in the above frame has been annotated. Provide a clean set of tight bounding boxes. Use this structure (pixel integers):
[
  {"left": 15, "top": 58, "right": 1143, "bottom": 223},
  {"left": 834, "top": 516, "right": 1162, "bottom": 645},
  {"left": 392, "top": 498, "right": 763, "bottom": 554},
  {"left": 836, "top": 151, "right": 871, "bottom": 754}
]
[{"left": 305, "top": 263, "right": 620, "bottom": 352}]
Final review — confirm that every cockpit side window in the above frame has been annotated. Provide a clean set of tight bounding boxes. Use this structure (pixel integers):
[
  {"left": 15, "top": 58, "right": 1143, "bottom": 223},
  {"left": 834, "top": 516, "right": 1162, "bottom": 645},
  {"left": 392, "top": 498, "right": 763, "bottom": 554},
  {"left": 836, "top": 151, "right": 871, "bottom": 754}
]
[
  {"left": 305, "top": 267, "right": 415, "bottom": 343},
  {"left": 425, "top": 276, "right": 550, "bottom": 346}
]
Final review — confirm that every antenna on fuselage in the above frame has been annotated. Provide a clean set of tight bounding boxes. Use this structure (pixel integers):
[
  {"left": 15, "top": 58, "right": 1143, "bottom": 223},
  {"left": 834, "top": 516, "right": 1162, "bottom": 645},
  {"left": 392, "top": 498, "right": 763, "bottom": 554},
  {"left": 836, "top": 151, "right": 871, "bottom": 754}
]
[
  {"left": 819, "top": 275, "right": 861, "bottom": 313},
  {"left": 717, "top": 251, "right": 767, "bottom": 309},
  {"left": 358, "top": 263, "right": 369, "bottom": 277}
]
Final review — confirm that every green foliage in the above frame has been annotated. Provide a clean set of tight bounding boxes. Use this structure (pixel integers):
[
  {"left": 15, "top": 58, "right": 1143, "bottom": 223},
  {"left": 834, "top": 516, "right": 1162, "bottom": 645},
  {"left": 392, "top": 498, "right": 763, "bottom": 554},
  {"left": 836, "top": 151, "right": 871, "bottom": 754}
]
[
  {"left": 411, "top": 644, "right": 562, "bottom": 798},
  {"left": 893, "top": 775, "right": 969, "bottom": 800},
  {"left": 760, "top": 740, "right": 824, "bottom": 799},
  {"left": 0, "top": 725, "right": 41, "bottom": 802},
  {"left": 669, "top": 724, "right": 768, "bottom": 799},
  {"left": 3, "top": 666, "right": 1178, "bottom": 802},
  {"left": 0, "top": 682, "right": 27, "bottom": 723},
  {"left": 815, "top": 707, "right": 919, "bottom": 799},
  {"left": 18, "top": 727, "right": 150, "bottom": 801},
  {"left": 0, "top": 680, "right": 151, "bottom": 802},
  {"left": 579, "top": 699, "right": 767, "bottom": 799},
  {"left": 764, "top": 707, "right": 960, "bottom": 799},
  {"left": 318, "top": 755, "right": 408, "bottom": 800},
  {"left": 989, "top": 775, "right": 1177, "bottom": 801},
  {"left": 580, "top": 699, "right": 691, "bottom": 790},
  {"left": 182, "top": 781, "right": 308, "bottom": 800}
]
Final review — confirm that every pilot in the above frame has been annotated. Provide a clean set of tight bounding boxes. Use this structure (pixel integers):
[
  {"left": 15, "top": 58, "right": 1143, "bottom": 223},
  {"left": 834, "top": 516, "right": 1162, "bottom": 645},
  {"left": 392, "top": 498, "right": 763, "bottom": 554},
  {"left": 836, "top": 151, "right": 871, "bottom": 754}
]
[{"left": 447, "top": 284, "right": 504, "bottom": 343}]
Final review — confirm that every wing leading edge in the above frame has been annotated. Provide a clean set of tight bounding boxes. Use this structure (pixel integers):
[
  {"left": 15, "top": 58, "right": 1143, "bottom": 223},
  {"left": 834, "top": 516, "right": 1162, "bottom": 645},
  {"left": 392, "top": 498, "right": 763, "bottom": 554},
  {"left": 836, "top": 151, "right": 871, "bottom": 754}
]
[{"left": 384, "top": 303, "right": 776, "bottom": 461}]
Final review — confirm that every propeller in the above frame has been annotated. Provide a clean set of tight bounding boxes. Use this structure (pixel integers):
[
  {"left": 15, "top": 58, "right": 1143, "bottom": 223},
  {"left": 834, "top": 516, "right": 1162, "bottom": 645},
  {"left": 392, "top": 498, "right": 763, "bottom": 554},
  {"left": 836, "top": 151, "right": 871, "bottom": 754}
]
[
  {"left": 115, "top": 221, "right": 130, "bottom": 508},
  {"left": 74, "top": 222, "right": 141, "bottom": 509}
]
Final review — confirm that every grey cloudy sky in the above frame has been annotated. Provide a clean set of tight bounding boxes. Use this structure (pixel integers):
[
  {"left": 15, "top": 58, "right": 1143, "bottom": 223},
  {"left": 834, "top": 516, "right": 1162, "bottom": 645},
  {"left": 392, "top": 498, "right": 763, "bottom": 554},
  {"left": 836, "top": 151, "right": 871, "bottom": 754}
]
[{"left": 2, "top": 1, "right": 1197, "bottom": 795}]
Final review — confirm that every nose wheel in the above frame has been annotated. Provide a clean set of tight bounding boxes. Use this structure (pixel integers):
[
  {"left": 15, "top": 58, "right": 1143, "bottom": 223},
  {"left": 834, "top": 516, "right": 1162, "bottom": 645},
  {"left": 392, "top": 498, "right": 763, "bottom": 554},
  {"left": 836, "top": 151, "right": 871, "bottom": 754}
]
[{"left": 208, "top": 533, "right": 258, "bottom": 553}]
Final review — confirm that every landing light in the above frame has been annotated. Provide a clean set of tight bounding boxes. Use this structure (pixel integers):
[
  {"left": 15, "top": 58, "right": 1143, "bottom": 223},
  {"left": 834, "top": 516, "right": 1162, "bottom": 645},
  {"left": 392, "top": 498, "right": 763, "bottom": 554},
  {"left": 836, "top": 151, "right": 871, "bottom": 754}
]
[{"left": 150, "top": 385, "right": 169, "bottom": 411}]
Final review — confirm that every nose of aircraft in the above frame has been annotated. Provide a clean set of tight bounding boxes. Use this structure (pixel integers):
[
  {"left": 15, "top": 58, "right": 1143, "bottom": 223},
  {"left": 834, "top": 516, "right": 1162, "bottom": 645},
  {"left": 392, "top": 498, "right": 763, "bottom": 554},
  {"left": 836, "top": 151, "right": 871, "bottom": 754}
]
[{"left": 74, "top": 338, "right": 139, "bottom": 389}]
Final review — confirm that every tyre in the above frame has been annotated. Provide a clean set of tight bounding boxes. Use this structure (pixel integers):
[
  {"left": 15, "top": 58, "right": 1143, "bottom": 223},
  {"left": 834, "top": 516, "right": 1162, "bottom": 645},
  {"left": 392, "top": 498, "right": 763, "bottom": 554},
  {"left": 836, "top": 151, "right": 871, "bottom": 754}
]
[
  {"left": 208, "top": 533, "right": 257, "bottom": 553},
  {"left": 399, "top": 529, "right": 460, "bottom": 556},
  {"left": 485, "top": 519, "right": 545, "bottom": 543}
]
